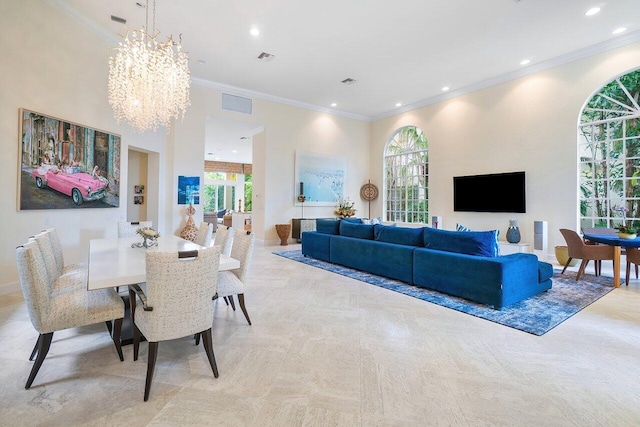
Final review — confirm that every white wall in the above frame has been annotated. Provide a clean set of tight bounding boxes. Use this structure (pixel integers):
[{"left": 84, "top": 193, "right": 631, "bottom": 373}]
[{"left": 370, "top": 42, "right": 640, "bottom": 260}]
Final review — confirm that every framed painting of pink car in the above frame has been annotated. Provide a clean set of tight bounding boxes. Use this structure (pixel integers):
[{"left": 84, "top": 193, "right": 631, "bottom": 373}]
[{"left": 18, "top": 109, "right": 120, "bottom": 210}]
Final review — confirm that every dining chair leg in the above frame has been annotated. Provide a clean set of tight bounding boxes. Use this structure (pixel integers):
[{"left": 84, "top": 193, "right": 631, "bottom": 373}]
[
  {"left": 561, "top": 258, "right": 573, "bottom": 274},
  {"left": 26, "top": 332, "right": 53, "bottom": 389},
  {"left": 237, "top": 294, "right": 252, "bottom": 325},
  {"left": 201, "top": 328, "right": 219, "bottom": 378},
  {"left": 635, "top": 264, "right": 638, "bottom": 280},
  {"left": 112, "top": 318, "right": 124, "bottom": 361},
  {"left": 105, "top": 320, "right": 113, "bottom": 334},
  {"left": 227, "top": 295, "right": 236, "bottom": 311},
  {"left": 195, "top": 333, "right": 201, "bottom": 346},
  {"left": 133, "top": 324, "right": 141, "bottom": 362},
  {"left": 223, "top": 296, "right": 229, "bottom": 306},
  {"left": 626, "top": 261, "right": 631, "bottom": 287},
  {"left": 576, "top": 259, "right": 588, "bottom": 281},
  {"left": 29, "top": 339, "right": 38, "bottom": 361},
  {"left": 144, "top": 341, "right": 159, "bottom": 402}
]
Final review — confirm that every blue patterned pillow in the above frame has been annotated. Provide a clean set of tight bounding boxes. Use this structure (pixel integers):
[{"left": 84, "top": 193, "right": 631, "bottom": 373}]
[{"left": 456, "top": 223, "right": 472, "bottom": 232}]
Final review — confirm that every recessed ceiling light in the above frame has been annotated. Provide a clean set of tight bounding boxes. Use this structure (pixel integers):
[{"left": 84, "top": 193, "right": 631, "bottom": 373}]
[
  {"left": 585, "top": 7, "right": 600, "bottom": 16},
  {"left": 395, "top": 102, "right": 402, "bottom": 107},
  {"left": 232, "top": 150, "right": 237, "bottom": 153},
  {"left": 197, "top": 59, "right": 206, "bottom": 64},
  {"left": 215, "top": 157, "right": 220, "bottom": 160},
  {"left": 613, "top": 27, "right": 627, "bottom": 34},
  {"left": 442, "top": 86, "right": 450, "bottom": 91},
  {"left": 207, "top": 152, "right": 213, "bottom": 155},
  {"left": 331, "top": 103, "right": 337, "bottom": 107},
  {"left": 250, "top": 28, "right": 260, "bottom": 36},
  {"left": 520, "top": 59, "right": 531, "bottom": 65}
]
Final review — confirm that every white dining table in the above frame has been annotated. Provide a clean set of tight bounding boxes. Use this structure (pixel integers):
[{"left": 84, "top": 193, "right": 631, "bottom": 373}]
[{"left": 88, "top": 235, "right": 240, "bottom": 291}]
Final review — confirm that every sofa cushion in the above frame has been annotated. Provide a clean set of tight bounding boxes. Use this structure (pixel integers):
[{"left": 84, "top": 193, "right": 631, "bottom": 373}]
[
  {"left": 341, "top": 217, "right": 362, "bottom": 224},
  {"left": 216, "top": 208, "right": 227, "bottom": 218},
  {"left": 339, "top": 221, "right": 374, "bottom": 239},
  {"left": 374, "top": 224, "right": 423, "bottom": 247},
  {"left": 423, "top": 227, "right": 499, "bottom": 257},
  {"left": 538, "top": 261, "right": 554, "bottom": 282},
  {"left": 316, "top": 219, "right": 340, "bottom": 235}
]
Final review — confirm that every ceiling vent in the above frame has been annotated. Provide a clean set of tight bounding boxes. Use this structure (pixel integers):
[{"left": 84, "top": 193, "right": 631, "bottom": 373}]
[
  {"left": 110, "top": 15, "right": 126, "bottom": 24},
  {"left": 257, "top": 52, "right": 275, "bottom": 61},
  {"left": 222, "top": 93, "right": 253, "bottom": 115},
  {"left": 341, "top": 78, "right": 356, "bottom": 85}
]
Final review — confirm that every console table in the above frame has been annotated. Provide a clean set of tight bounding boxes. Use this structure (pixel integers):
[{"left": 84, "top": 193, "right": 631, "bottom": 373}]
[
  {"left": 292, "top": 218, "right": 316, "bottom": 242},
  {"left": 499, "top": 242, "right": 531, "bottom": 255}
]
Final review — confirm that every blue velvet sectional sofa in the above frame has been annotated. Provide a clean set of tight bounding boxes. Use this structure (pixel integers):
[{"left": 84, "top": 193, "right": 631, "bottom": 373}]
[{"left": 301, "top": 219, "right": 553, "bottom": 309}]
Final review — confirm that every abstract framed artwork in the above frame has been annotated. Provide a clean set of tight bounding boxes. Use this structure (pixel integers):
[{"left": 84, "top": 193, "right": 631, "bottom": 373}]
[
  {"left": 178, "top": 175, "right": 200, "bottom": 205},
  {"left": 18, "top": 108, "right": 121, "bottom": 210},
  {"left": 294, "top": 151, "right": 346, "bottom": 206}
]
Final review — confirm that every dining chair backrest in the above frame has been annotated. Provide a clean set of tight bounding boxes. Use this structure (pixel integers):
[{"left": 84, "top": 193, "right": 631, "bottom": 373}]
[
  {"left": 29, "top": 232, "right": 59, "bottom": 285},
  {"left": 229, "top": 231, "right": 256, "bottom": 283},
  {"left": 560, "top": 229, "right": 588, "bottom": 258},
  {"left": 143, "top": 246, "right": 221, "bottom": 341},
  {"left": 42, "top": 228, "right": 65, "bottom": 274},
  {"left": 118, "top": 221, "right": 153, "bottom": 238},
  {"left": 195, "top": 222, "right": 213, "bottom": 247},
  {"left": 16, "top": 240, "right": 52, "bottom": 332},
  {"left": 214, "top": 226, "right": 234, "bottom": 257}
]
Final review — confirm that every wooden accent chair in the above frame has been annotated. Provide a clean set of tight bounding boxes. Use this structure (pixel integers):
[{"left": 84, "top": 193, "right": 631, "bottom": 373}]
[
  {"left": 625, "top": 247, "right": 640, "bottom": 286},
  {"left": 559, "top": 228, "right": 615, "bottom": 280},
  {"left": 16, "top": 240, "right": 125, "bottom": 389},
  {"left": 129, "top": 246, "right": 222, "bottom": 401}
]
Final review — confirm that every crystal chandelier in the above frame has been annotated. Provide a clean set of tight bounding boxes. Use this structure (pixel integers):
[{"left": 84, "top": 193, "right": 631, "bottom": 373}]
[{"left": 108, "top": 0, "right": 190, "bottom": 132}]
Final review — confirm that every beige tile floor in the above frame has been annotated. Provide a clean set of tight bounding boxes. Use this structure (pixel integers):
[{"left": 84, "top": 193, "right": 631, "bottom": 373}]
[{"left": 1, "top": 244, "right": 640, "bottom": 426}]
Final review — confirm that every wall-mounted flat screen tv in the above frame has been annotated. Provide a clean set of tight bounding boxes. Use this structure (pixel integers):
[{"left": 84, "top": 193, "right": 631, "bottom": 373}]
[{"left": 453, "top": 171, "right": 526, "bottom": 213}]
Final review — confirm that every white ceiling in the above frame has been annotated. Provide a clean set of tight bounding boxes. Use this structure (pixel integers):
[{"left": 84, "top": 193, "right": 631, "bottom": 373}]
[{"left": 50, "top": 0, "right": 640, "bottom": 160}]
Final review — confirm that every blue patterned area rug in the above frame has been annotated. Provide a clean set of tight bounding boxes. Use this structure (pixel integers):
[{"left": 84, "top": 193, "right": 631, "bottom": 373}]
[{"left": 273, "top": 250, "right": 615, "bottom": 336}]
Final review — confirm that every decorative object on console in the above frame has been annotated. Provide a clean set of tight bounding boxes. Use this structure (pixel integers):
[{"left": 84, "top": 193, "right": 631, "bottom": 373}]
[
  {"left": 335, "top": 200, "right": 356, "bottom": 218},
  {"left": 275, "top": 224, "right": 291, "bottom": 246},
  {"left": 432, "top": 216, "right": 443, "bottom": 229},
  {"left": 506, "top": 219, "right": 521, "bottom": 243},
  {"left": 132, "top": 227, "right": 160, "bottom": 248},
  {"left": 180, "top": 203, "right": 198, "bottom": 242},
  {"left": 107, "top": 0, "right": 190, "bottom": 132},
  {"left": 297, "top": 182, "right": 306, "bottom": 217}
]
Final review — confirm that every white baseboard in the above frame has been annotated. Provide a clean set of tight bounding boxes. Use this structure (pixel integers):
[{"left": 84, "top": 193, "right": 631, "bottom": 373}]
[{"left": 0, "top": 281, "right": 21, "bottom": 296}]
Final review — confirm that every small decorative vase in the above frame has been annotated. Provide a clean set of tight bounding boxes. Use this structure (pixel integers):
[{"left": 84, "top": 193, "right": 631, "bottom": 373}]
[
  {"left": 554, "top": 246, "right": 578, "bottom": 267},
  {"left": 506, "top": 220, "right": 521, "bottom": 243},
  {"left": 617, "top": 232, "right": 637, "bottom": 239}
]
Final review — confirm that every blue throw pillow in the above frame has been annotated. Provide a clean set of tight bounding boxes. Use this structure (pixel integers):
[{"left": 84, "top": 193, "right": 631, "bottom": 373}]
[
  {"left": 339, "top": 221, "right": 374, "bottom": 239},
  {"left": 316, "top": 219, "right": 340, "bottom": 235},
  {"left": 374, "top": 224, "right": 423, "bottom": 247},
  {"left": 423, "top": 227, "right": 499, "bottom": 257},
  {"left": 455, "top": 223, "right": 500, "bottom": 256},
  {"left": 216, "top": 208, "right": 227, "bottom": 218}
]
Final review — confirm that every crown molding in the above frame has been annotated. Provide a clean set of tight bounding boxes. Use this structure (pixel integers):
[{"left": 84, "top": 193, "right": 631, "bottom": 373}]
[
  {"left": 371, "top": 31, "right": 640, "bottom": 121},
  {"left": 191, "top": 78, "right": 371, "bottom": 122},
  {"left": 42, "top": 1, "right": 640, "bottom": 124}
]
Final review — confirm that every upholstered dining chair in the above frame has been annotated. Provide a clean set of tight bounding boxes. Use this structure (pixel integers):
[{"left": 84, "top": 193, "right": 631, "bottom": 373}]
[
  {"left": 118, "top": 221, "right": 152, "bottom": 238},
  {"left": 213, "top": 225, "right": 234, "bottom": 257},
  {"left": 625, "top": 247, "right": 640, "bottom": 286},
  {"left": 560, "top": 228, "right": 616, "bottom": 281},
  {"left": 195, "top": 222, "right": 214, "bottom": 247},
  {"left": 129, "top": 245, "right": 222, "bottom": 401},
  {"left": 216, "top": 231, "right": 256, "bottom": 325},
  {"left": 16, "top": 240, "right": 125, "bottom": 389},
  {"left": 30, "top": 231, "right": 84, "bottom": 296}
]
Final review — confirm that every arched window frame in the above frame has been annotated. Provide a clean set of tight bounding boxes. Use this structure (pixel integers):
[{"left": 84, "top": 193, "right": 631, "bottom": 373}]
[
  {"left": 579, "top": 68, "right": 640, "bottom": 230},
  {"left": 383, "top": 126, "right": 429, "bottom": 223}
]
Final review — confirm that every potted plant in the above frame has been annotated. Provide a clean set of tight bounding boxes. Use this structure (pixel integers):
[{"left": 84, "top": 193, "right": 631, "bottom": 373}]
[
  {"left": 335, "top": 200, "right": 356, "bottom": 218},
  {"left": 613, "top": 205, "right": 637, "bottom": 239}
]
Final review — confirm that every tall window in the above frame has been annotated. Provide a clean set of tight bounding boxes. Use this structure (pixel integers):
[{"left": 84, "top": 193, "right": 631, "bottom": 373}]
[
  {"left": 579, "top": 69, "right": 640, "bottom": 230},
  {"left": 384, "top": 126, "right": 429, "bottom": 223}
]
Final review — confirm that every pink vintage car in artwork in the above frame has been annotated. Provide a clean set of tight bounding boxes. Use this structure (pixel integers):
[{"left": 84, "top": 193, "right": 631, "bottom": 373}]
[{"left": 31, "top": 166, "right": 107, "bottom": 205}]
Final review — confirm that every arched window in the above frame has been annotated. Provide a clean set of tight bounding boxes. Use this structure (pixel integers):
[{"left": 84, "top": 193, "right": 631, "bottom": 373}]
[
  {"left": 384, "top": 126, "right": 429, "bottom": 223},
  {"left": 579, "top": 69, "right": 640, "bottom": 230}
]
